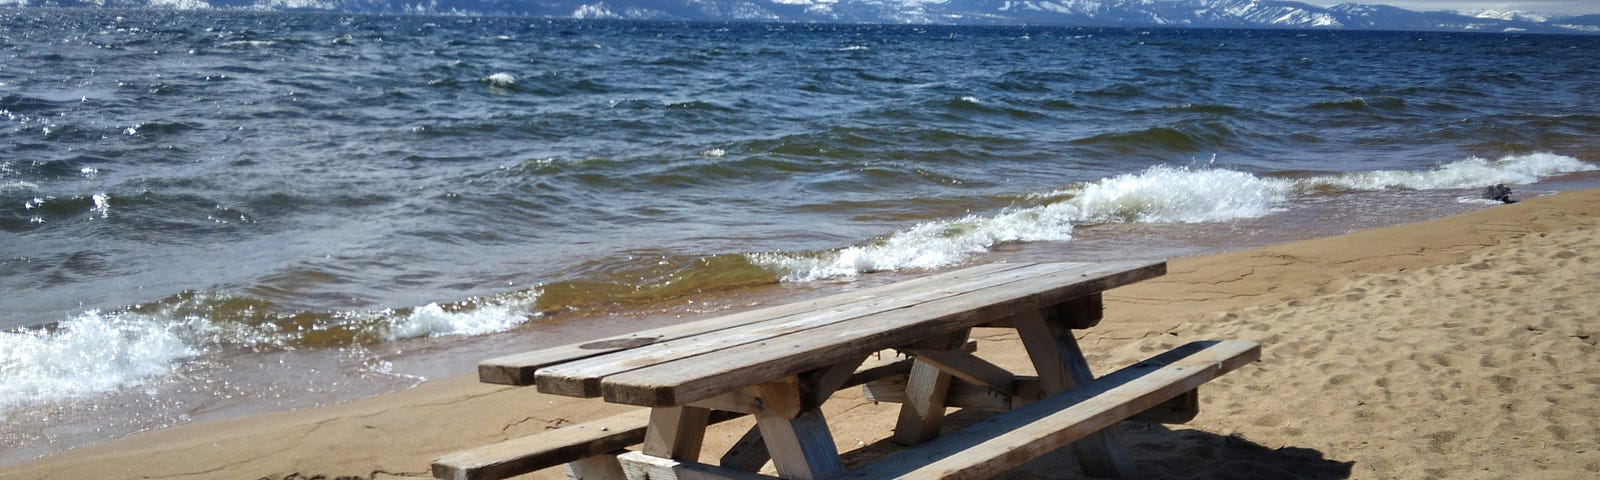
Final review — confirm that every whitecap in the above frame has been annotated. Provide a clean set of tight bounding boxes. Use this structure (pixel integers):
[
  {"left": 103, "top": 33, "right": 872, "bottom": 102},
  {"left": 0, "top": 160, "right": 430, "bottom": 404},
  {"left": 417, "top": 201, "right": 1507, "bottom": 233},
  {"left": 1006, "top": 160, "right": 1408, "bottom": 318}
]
[
  {"left": 749, "top": 154, "right": 1593, "bottom": 283},
  {"left": 484, "top": 72, "right": 516, "bottom": 87},
  {"left": 380, "top": 292, "right": 541, "bottom": 341},
  {"left": 1306, "top": 153, "right": 1596, "bottom": 191},
  {"left": 0, "top": 311, "right": 201, "bottom": 416}
]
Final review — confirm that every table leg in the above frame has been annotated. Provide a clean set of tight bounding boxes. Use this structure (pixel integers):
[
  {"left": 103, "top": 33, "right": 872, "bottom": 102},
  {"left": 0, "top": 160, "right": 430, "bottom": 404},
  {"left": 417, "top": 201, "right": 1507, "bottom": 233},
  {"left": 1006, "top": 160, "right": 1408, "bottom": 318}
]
[
  {"left": 1014, "top": 307, "right": 1139, "bottom": 478},
  {"left": 892, "top": 328, "right": 971, "bottom": 446},
  {"left": 644, "top": 405, "right": 711, "bottom": 460},
  {"left": 755, "top": 408, "right": 843, "bottom": 480},
  {"left": 564, "top": 453, "right": 626, "bottom": 480}
]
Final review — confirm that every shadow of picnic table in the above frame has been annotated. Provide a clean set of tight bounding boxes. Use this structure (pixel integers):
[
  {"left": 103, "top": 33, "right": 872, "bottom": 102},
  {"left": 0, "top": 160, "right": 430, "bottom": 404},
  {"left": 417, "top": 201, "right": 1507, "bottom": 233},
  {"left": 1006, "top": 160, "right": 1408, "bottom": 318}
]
[{"left": 840, "top": 412, "right": 1354, "bottom": 480}]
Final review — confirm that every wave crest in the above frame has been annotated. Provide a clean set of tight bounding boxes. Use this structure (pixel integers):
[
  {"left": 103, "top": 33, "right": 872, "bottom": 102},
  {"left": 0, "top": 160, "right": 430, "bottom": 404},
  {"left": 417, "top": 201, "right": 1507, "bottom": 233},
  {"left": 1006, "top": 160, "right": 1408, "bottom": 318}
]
[{"left": 750, "top": 153, "right": 1594, "bottom": 282}]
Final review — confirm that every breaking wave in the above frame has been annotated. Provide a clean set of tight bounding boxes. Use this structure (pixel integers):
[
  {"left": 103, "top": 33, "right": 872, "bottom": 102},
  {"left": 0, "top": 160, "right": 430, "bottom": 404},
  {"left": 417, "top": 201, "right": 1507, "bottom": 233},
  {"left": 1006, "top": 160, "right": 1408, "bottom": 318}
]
[{"left": 751, "top": 153, "right": 1594, "bottom": 281}]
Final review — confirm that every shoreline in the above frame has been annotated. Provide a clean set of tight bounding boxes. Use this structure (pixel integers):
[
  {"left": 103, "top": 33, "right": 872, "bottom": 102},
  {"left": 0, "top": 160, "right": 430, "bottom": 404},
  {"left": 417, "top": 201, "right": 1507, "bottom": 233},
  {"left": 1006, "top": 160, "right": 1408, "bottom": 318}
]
[{"left": 5, "top": 188, "right": 1599, "bottom": 479}]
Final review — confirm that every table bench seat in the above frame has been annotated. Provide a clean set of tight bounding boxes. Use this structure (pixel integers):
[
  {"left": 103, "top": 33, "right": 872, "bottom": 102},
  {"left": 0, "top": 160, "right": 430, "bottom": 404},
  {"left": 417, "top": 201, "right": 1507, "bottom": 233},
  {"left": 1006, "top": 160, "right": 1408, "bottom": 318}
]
[
  {"left": 433, "top": 349, "right": 954, "bottom": 480},
  {"left": 841, "top": 340, "right": 1260, "bottom": 479},
  {"left": 614, "top": 340, "right": 1258, "bottom": 480}
]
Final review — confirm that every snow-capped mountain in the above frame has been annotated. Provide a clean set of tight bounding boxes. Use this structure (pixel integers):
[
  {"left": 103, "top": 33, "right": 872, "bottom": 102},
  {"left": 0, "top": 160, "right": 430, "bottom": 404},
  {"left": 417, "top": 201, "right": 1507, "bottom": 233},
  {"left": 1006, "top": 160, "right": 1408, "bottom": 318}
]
[{"left": 6, "top": 0, "right": 1599, "bottom": 34}]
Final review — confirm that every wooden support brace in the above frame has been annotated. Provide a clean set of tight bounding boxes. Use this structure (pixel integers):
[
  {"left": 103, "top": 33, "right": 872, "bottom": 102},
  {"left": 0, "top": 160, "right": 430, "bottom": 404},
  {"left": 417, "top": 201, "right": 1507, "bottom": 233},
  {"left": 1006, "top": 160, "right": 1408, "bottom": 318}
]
[
  {"left": 619, "top": 450, "right": 778, "bottom": 480},
  {"left": 892, "top": 328, "right": 971, "bottom": 446},
  {"left": 902, "top": 349, "right": 1017, "bottom": 394},
  {"left": 755, "top": 409, "right": 844, "bottom": 480},
  {"left": 867, "top": 375, "right": 1202, "bottom": 424},
  {"left": 644, "top": 406, "right": 712, "bottom": 460},
  {"left": 1014, "top": 309, "right": 1138, "bottom": 478},
  {"left": 565, "top": 453, "right": 626, "bottom": 480},
  {"left": 719, "top": 425, "right": 769, "bottom": 472},
  {"left": 690, "top": 377, "right": 802, "bottom": 419}
]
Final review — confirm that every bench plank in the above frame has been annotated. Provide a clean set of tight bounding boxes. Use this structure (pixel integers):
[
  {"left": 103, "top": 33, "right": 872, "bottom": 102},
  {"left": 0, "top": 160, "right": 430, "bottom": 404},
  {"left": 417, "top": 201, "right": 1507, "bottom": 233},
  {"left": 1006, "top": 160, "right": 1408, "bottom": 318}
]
[
  {"left": 436, "top": 355, "right": 923, "bottom": 480},
  {"left": 535, "top": 263, "right": 1085, "bottom": 397},
  {"left": 840, "top": 340, "right": 1261, "bottom": 480},
  {"left": 432, "top": 409, "right": 652, "bottom": 480},
  {"left": 1015, "top": 308, "right": 1137, "bottom": 476},
  {"left": 479, "top": 263, "right": 1026, "bottom": 385},
  {"left": 600, "top": 261, "right": 1166, "bottom": 406}
]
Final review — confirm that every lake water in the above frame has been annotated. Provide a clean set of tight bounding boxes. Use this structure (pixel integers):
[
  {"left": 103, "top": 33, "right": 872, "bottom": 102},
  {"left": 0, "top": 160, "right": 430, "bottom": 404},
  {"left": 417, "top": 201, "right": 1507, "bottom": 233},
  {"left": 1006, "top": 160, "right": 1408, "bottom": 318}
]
[{"left": 3, "top": 9, "right": 1599, "bottom": 465}]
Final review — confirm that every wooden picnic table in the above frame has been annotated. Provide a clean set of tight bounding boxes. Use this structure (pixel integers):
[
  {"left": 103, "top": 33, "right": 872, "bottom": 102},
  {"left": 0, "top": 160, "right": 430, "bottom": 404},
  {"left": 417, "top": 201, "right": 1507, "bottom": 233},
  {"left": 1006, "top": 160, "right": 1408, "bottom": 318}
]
[{"left": 439, "top": 260, "right": 1260, "bottom": 480}]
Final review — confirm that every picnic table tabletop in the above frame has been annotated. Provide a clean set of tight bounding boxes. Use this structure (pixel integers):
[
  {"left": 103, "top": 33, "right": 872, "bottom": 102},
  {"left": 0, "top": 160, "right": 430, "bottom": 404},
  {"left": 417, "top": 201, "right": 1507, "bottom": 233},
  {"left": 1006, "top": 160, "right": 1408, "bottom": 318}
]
[{"left": 512, "top": 260, "right": 1166, "bottom": 408}]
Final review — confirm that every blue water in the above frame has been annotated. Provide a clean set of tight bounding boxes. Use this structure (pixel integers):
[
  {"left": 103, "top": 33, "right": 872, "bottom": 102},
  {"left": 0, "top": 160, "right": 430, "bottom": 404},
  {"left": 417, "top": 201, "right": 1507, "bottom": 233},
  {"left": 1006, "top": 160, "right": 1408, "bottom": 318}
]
[{"left": 2, "top": 9, "right": 1599, "bottom": 465}]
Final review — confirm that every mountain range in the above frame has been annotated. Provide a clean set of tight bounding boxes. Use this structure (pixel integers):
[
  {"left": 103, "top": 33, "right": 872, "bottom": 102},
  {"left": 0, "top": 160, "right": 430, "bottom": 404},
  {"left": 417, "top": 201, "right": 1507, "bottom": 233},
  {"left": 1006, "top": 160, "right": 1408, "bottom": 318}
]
[{"left": 5, "top": 0, "right": 1599, "bottom": 34}]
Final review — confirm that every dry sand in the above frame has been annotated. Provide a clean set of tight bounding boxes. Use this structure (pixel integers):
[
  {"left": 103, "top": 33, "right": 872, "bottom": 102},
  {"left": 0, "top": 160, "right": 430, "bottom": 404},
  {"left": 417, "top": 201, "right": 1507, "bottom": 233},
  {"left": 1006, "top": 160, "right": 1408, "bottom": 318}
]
[{"left": 5, "top": 188, "right": 1598, "bottom": 480}]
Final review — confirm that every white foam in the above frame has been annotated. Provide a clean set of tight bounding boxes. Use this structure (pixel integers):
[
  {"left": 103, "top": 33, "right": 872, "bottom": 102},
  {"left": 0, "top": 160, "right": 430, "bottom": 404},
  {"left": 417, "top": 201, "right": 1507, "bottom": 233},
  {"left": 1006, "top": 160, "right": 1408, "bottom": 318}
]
[
  {"left": 1307, "top": 153, "right": 1596, "bottom": 191},
  {"left": 90, "top": 192, "right": 110, "bottom": 219},
  {"left": 0, "top": 311, "right": 200, "bottom": 417},
  {"left": 381, "top": 292, "right": 541, "bottom": 341},
  {"left": 750, "top": 154, "right": 1594, "bottom": 282},
  {"left": 484, "top": 72, "right": 516, "bottom": 87},
  {"left": 750, "top": 165, "right": 1293, "bottom": 281},
  {"left": 750, "top": 203, "right": 1078, "bottom": 282},
  {"left": 1058, "top": 165, "right": 1294, "bottom": 223}
]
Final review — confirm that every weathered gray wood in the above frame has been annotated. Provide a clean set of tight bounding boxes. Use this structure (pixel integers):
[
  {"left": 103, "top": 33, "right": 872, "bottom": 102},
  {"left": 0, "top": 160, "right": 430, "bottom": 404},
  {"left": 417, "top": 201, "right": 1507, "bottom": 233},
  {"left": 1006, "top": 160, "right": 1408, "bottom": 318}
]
[
  {"left": 536, "top": 263, "right": 1069, "bottom": 397},
  {"left": 644, "top": 406, "right": 711, "bottom": 460},
  {"left": 714, "top": 354, "right": 869, "bottom": 474},
  {"left": 891, "top": 358, "right": 957, "bottom": 447},
  {"left": 866, "top": 374, "right": 1197, "bottom": 423},
  {"left": 891, "top": 329, "right": 970, "bottom": 446},
  {"left": 718, "top": 426, "right": 769, "bottom": 472},
  {"left": 840, "top": 340, "right": 1261, "bottom": 480},
  {"left": 902, "top": 349, "right": 1016, "bottom": 393},
  {"left": 755, "top": 409, "right": 843, "bottom": 480},
  {"left": 1014, "top": 309, "right": 1138, "bottom": 478},
  {"left": 1134, "top": 388, "right": 1200, "bottom": 424},
  {"left": 618, "top": 451, "right": 777, "bottom": 480},
  {"left": 600, "top": 261, "right": 1166, "bottom": 406},
  {"left": 436, "top": 352, "right": 928, "bottom": 480},
  {"left": 690, "top": 377, "right": 801, "bottom": 419},
  {"left": 481, "top": 263, "right": 1026, "bottom": 386},
  {"left": 564, "top": 453, "right": 626, "bottom": 480},
  {"left": 432, "top": 410, "right": 654, "bottom": 480},
  {"left": 866, "top": 375, "right": 1038, "bottom": 413}
]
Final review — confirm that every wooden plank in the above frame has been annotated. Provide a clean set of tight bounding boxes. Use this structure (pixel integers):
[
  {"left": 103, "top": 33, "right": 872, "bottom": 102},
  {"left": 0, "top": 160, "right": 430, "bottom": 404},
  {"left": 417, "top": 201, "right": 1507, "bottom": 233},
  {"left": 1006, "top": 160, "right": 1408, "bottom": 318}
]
[
  {"left": 564, "top": 454, "right": 626, "bottom": 480},
  {"left": 1015, "top": 309, "right": 1138, "bottom": 477},
  {"left": 690, "top": 377, "right": 801, "bottom": 419},
  {"left": 902, "top": 349, "right": 1016, "bottom": 393},
  {"left": 891, "top": 358, "right": 957, "bottom": 446},
  {"left": 435, "top": 356, "right": 912, "bottom": 480},
  {"left": 480, "top": 263, "right": 1027, "bottom": 385},
  {"left": 644, "top": 406, "right": 711, "bottom": 460},
  {"left": 867, "top": 374, "right": 1200, "bottom": 423},
  {"left": 618, "top": 451, "right": 777, "bottom": 480},
  {"left": 755, "top": 409, "right": 843, "bottom": 480},
  {"left": 433, "top": 410, "right": 651, "bottom": 480},
  {"left": 891, "top": 329, "right": 970, "bottom": 446},
  {"left": 840, "top": 340, "right": 1261, "bottom": 480},
  {"left": 1134, "top": 388, "right": 1200, "bottom": 424},
  {"left": 718, "top": 426, "right": 769, "bottom": 472},
  {"left": 714, "top": 354, "right": 868, "bottom": 472},
  {"left": 866, "top": 375, "right": 1035, "bottom": 413},
  {"left": 535, "top": 263, "right": 1073, "bottom": 397},
  {"left": 600, "top": 261, "right": 1166, "bottom": 406}
]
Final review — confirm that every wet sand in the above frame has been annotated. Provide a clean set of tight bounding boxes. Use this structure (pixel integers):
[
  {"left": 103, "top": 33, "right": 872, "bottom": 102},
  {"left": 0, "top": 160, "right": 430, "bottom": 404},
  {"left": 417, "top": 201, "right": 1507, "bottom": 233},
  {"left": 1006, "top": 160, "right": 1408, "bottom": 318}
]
[{"left": 5, "top": 188, "right": 1598, "bottom": 480}]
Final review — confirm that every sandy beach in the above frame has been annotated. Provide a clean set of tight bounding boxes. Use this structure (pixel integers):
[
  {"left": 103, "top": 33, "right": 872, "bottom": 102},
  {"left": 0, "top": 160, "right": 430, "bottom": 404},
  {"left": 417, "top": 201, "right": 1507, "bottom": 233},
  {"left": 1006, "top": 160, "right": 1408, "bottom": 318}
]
[{"left": 5, "top": 188, "right": 1598, "bottom": 480}]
